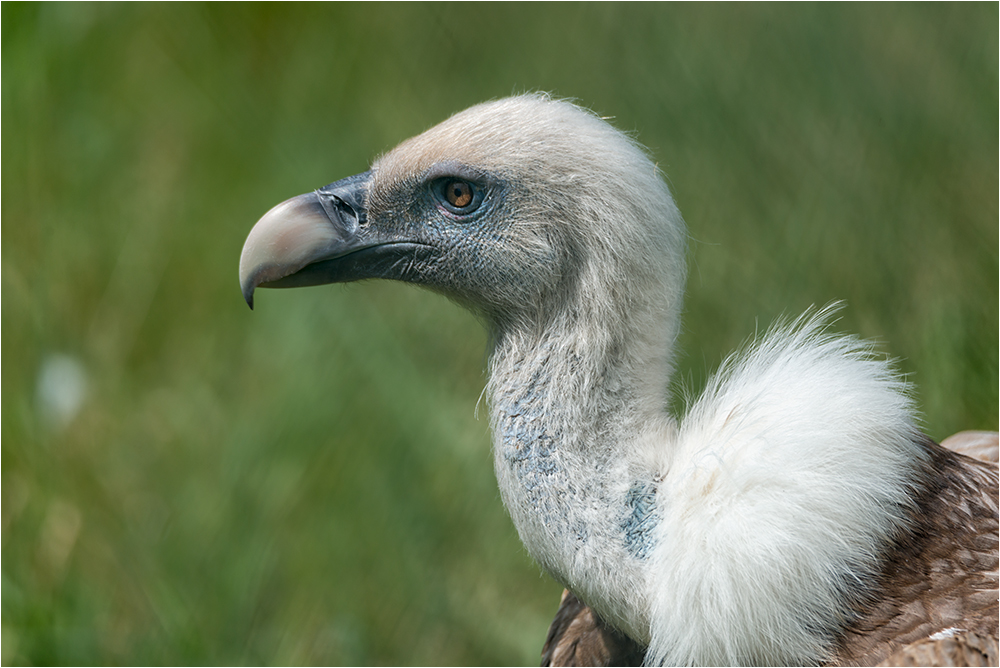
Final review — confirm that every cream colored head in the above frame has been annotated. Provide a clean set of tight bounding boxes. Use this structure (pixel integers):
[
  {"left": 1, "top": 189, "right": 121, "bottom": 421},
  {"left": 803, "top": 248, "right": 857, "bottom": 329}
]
[{"left": 366, "top": 95, "right": 687, "bottom": 340}]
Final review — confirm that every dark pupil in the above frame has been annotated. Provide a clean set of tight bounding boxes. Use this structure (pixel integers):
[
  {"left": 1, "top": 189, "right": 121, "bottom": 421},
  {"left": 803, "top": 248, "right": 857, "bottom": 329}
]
[{"left": 447, "top": 181, "right": 473, "bottom": 208}]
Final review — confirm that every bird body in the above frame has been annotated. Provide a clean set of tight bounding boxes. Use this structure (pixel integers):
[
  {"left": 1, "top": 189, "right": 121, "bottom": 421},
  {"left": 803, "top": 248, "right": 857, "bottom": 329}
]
[{"left": 240, "top": 95, "right": 998, "bottom": 666}]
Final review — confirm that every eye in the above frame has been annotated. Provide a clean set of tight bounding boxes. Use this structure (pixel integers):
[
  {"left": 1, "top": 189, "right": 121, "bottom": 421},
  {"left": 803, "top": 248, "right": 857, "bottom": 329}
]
[
  {"left": 446, "top": 180, "right": 473, "bottom": 208},
  {"left": 435, "top": 178, "right": 482, "bottom": 215}
]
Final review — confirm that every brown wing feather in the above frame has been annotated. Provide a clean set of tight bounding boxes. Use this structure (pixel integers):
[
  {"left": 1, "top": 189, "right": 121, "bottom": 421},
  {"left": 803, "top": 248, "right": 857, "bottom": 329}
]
[
  {"left": 877, "top": 631, "right": 998, "bottom": 667},
  {"left": 942, "top": 431, "right": 1000, "bottom": 464},
  {"left": 831, "top": 438, "right": 999, "bottom": 666},
  {"left": 540, "top": 590, "right": 644, "bottom": 667}
]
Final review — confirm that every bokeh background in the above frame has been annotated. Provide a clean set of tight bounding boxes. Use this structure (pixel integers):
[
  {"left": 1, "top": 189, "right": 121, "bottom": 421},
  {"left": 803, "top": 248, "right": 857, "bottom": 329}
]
[{"left": 3, "top": 4, "right": 997, "bottom": 665}]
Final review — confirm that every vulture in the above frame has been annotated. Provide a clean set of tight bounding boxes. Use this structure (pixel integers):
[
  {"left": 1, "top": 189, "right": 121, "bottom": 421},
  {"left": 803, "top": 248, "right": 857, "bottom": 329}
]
[{"left": 239, "top": 95, "right": 998, "bottom": 666}]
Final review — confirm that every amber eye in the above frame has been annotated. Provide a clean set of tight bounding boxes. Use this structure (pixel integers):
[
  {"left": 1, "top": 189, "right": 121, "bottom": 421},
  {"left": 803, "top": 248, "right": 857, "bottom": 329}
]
[
  {"left": 433, "top": 176, "right": 484, "bottom": 216},
  {"left": 445, "top": 180, "right": 473, "bottom": 208}
]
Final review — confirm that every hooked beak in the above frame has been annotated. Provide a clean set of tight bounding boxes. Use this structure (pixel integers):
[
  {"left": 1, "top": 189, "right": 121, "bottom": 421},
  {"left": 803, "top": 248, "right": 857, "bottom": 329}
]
[
  {"left": 240, "top": 168, "right": 442, "bottom": 309},
  {"left": 239, "top": 171, "right": 372, "bottom": 309}
]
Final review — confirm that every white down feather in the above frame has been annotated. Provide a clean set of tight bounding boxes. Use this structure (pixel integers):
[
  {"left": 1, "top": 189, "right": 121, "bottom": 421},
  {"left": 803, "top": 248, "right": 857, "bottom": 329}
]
[{"left": 643, "top": 307, "right": 926, "bottom": 665}]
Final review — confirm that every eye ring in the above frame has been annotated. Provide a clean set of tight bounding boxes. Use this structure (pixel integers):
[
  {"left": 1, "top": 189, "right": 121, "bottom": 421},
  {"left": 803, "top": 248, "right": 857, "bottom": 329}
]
[{"left": 435, "top": 178, "right": 483, "bottom": 215}]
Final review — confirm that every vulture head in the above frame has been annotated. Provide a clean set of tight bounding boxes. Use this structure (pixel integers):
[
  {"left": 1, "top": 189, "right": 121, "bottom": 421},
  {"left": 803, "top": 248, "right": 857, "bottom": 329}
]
[
  {"left": 241, "top": 96, "right": 685, "bottom": 382},
  {"left": 240, "top": 95, "right": 998, "bottom": 666}
]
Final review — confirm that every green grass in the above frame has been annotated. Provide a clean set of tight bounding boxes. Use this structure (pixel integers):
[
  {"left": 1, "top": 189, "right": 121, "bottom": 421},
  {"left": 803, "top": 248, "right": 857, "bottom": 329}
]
[{"left": 3, "top": 4, "right": 996, "bottom": 665}]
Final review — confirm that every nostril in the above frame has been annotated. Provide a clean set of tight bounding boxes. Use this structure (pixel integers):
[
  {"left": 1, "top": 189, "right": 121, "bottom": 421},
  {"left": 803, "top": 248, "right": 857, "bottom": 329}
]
[
  {"left": 347, "top": 198, "right": 368, "bottom": 226},
  {"left": 316, "top": 170, "right": 371, "bottom": 227},
  {"left": 315, "top": 191, "right": 365, "bottom": 233}
]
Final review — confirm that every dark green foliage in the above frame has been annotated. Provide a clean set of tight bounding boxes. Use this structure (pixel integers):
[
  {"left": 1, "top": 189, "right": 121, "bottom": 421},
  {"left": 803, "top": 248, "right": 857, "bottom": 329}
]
[{"left": 2, "top": 4, "right": 996, "bottom": 665}]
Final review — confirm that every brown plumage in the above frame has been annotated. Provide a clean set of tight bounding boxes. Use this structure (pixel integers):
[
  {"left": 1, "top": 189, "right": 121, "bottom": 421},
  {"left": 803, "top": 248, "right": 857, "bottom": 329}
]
[
  {"left": 833, "top": 438, "right": 998, "bottom": 664},
  {"left": 942, "top": 431, "right": 1000, "bottom": 464},
  {"left": 542, "top": 431, "right": 999, "bottom": 667},
  {"left": 541, "top": 590, "right": 645, "bottom": 667},
  {"left": 878, "top": 632, "right": 998, "bottom": 667}
]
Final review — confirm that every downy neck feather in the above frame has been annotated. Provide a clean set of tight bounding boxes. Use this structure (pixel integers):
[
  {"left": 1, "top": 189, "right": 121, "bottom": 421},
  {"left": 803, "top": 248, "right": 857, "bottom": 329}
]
[{"left": 488, "top": 293, "right": 927, "bottom": 664}]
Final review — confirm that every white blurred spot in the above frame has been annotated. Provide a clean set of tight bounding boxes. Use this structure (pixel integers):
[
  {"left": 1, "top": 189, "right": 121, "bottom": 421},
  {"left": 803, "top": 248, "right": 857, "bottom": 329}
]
[{"left": 36, "top": 354, "right": 88, "bottom": 429}]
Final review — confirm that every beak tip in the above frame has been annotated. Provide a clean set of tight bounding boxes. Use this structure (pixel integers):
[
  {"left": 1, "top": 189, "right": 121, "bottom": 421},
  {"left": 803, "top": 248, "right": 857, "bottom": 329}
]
[{"left": 242, "top": 281, "right": 256, "bottom": 310}]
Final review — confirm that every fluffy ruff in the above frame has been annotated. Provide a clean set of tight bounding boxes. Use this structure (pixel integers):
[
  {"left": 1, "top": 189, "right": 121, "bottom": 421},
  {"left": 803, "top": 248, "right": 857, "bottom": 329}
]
[{"left": 644, "top": 307, "right": 926, "bottom": 665}]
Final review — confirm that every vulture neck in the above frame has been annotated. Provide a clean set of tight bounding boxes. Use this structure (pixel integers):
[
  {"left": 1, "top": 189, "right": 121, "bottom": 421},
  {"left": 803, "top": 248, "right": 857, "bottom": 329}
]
[{"left": 485, "top": 283, "right": 677, "bottom": 640}]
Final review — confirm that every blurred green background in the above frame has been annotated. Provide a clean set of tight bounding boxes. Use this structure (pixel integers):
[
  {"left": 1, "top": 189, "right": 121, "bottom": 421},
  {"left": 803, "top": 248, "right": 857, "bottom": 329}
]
[{"left": 3, "top": 3, "right": 996, "bottom": 665}]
